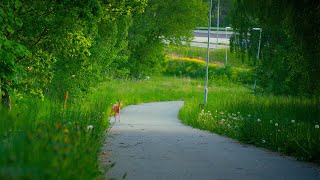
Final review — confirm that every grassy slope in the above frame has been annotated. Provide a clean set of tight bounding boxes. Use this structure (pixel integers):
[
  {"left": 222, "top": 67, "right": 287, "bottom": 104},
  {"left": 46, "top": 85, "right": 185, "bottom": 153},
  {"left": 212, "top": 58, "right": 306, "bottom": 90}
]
[{"left": 1, "top": 76, "right": 319, "bottom": 179}]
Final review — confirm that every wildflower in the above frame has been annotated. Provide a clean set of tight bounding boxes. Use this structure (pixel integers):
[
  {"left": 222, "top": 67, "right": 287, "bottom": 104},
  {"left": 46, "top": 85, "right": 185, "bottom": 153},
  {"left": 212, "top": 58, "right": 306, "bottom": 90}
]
[
  {"left": 64, "top": 129, "right": 69, "bottom": 134},
  {"left": 64, "top": 137, "right": 70, "bottom": 143},
  {"left": 291, "top": 120, "right": 295, "bottom": 123},
  {"left": 257, "top": 118, "right": 261, "bottom": 122},
  {"left": 262, "top": 139, "right": 266, "bottom": 144},
  {"left": 275, "top": 123, "right": 278, "bottom": 127},
  {"left": 315, "top": 125, "right": 319, "bottom": 129},
  {"left": 87, "top": 125, "right": 94, "bottom": 131}
]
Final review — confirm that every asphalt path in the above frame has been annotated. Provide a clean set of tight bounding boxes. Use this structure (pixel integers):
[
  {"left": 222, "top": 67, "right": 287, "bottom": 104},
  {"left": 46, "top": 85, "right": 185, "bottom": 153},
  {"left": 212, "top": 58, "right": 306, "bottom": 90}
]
[{"left": 100, "top": 101, "right": 320, "bottom": 180}]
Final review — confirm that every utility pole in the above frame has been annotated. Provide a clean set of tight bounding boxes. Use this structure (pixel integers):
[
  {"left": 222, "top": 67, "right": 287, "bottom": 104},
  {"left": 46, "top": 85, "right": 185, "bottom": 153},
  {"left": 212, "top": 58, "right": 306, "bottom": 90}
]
[
  {"left": 204, "top": 0, "right": 213, "bottom": 106},
  {"left": 216, "top": 0, "right": 220, "bottom": 49}
]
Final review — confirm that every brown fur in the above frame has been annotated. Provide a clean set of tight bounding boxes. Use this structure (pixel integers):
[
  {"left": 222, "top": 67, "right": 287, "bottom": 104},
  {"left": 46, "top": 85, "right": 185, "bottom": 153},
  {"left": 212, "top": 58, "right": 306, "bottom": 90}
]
[{"left": 111, "top": 100, "right": 122, "bottom": 122}]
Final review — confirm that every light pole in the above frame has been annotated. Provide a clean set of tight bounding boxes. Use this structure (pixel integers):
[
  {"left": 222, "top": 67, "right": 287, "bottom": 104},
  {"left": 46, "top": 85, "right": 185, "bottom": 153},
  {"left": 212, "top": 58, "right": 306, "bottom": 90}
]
[
  {"left": 225, "top": 27, "right": 231, "bottom": 65},
  {"left": 252, "top": 28, "right": 262, "bottom": 92},
  {"left": 204, "top": 0, "right": 213, "bottom": 106},
  {"left": 216, "top": 0, "right": 220, "bottom": 49}
]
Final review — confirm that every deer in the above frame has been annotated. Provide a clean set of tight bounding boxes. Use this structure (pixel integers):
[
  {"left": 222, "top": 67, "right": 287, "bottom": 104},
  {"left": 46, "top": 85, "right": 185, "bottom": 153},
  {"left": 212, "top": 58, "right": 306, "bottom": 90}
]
[{"left": 110, "top": 99, "right": 122, "bottom": 122}]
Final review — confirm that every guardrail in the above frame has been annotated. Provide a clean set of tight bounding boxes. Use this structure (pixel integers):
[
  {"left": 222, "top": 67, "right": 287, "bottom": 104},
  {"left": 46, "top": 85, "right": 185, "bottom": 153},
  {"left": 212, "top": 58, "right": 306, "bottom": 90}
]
[{"left": 195, "top": 27, "right": 234, "bottom": 31}]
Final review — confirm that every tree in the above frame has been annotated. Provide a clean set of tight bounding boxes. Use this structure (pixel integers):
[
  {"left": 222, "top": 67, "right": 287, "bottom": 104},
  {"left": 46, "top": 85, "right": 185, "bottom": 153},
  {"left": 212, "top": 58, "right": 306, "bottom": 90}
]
[
  {"left": 126, "top": 0, "right": 208, "bottom": 77},
  {"left": 0, "top": 0, "right": 147, "bottom": 108},
  {"left": 230, "top": 0, "right": 320, "bottom": 96}
]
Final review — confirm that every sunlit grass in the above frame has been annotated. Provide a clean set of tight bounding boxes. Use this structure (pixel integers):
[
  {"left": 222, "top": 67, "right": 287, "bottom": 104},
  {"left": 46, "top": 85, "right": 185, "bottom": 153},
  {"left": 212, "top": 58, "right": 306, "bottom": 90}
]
[
  {"left": 1, "top": 76, "right": 319, "bottom": 179},
  {"left": 165, "top": 45, "right": 250, "bottom": 68}
]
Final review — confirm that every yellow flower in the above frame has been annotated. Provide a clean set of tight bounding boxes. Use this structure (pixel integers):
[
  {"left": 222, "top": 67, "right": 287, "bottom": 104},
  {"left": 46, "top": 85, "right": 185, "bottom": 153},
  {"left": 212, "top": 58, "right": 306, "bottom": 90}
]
[
  {"left": 64, "top": 137, "right": 70, "bottom": 143},
  {"left": 64, "top": 129, "right": 69, "bottom": 134}
]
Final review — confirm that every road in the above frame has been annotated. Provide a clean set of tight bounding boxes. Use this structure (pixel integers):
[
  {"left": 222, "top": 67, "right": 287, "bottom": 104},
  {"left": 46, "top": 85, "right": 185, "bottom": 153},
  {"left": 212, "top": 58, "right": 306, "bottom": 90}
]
[
  {"left": 191, "top": 30, "right": 232, "bottom": 49},
  {"left": 100, "top": 101, "right": 320, "bottom": 180},
  {"left": 194, "top": 30, "right": 233, "bottom": 38}
]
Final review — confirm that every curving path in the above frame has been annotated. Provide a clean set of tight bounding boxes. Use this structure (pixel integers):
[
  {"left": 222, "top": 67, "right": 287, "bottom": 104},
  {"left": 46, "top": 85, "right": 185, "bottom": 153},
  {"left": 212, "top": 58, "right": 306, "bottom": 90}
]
[{"left": 100, "top": 101, "right": 320, "bottom": 180}]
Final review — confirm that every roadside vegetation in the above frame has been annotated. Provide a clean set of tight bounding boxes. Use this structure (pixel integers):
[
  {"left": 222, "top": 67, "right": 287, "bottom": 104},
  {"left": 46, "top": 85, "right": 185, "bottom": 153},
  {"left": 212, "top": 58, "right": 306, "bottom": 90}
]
[
  {"left": 164, "top": 45, "right": 320, "bottom": 164},
  {"left": 1, "top": 0, "right": 319, "bottom": 179}
]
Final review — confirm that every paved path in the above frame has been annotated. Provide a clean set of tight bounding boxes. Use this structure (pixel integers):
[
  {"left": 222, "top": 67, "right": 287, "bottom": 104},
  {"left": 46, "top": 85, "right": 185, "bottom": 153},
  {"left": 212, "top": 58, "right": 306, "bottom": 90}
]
[{"left": 100, "top": 101, "right": 320, "bottom": 180}]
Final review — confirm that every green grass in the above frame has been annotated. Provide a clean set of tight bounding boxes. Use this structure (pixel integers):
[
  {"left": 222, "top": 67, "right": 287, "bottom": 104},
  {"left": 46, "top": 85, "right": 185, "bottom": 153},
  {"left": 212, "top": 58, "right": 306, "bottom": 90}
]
[
  {"left": 179, "top": 83, "right": 320, "bottom": 163},
  {"left": 0, "top": 77, "right": 203, "bottom": 179},
  {"left": 1, "top": 76, "right": 319, "bottom": 179},
  {"left": 165, "top": 45, "right": 250, "bottom": 68}
]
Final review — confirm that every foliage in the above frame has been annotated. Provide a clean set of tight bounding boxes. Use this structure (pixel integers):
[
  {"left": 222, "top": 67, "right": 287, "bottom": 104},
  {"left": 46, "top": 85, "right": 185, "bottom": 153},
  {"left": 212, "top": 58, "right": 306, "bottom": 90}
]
[
  {"left": 230, "top": 0, "right": 320, "bottom": 96},
  {"left": 0, "top": 0, "right": 148, "bottom": 104},
  {"left": 164, "top": 57, "right": 253, "bottom": 84},
  {"left": 126, "top": 0, "right": 208, "bottom": 77}
]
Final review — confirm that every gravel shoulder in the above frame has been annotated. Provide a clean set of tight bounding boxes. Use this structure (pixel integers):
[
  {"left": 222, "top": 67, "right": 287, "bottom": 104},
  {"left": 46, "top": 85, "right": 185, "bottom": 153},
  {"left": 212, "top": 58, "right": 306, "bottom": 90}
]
[{"left": 100, "top": 101, "right": 320, "bottom": 180}]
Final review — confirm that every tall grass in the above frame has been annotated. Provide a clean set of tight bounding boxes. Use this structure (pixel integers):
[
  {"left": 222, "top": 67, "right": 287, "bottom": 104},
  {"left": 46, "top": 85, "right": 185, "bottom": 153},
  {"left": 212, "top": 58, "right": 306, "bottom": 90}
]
[
  {"left": 0, "top": 77, "right": 202, "bottom": 179},
  {"left": 165, "top": 45, "right": 250, "bottom": 68},
  {"left": 0, "top": 95, "right": 111, "bottom": 179},
  {"left": 1, "top": 77, "right": 319, "bottom": 179},
  {"left": 179, "top": 84, "right": 320, "bottom": 163}
]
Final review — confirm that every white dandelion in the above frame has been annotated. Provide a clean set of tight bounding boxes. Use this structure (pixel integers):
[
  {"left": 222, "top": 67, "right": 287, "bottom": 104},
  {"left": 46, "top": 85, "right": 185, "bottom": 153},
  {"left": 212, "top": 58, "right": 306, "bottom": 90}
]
[{"left": 87, "top": 125, "right": 94, "bottom": 131}]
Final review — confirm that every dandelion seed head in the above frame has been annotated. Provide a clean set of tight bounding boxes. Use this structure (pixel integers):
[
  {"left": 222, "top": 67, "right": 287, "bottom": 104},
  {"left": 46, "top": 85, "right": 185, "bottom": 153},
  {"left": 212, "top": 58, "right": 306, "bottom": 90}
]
[
  {"left": 315, "top": 125, "right": 319, "bottom": 129},
  {"left": 87, "top": 125, "right": 94, "bottom": 131},
  {"left": 291, "top": 120, "right": 295, "bottom": 123},
  {"left": 275, "top": 123, "right": 278, "bottom": 127},
  {"left": 257, "top": 118, "right": 261, "bottom": 122},
  {"left": 262, "top": 139, "right": 266, "bottom": 143},
  {"left": 248, "top": 114, "right": 251, "bottom": 117}
]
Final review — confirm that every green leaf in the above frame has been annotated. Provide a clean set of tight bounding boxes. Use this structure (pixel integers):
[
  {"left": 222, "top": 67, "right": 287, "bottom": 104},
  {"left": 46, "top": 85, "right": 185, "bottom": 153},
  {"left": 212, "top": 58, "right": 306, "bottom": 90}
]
[
  {"left": 6, "top": 26, "right": 14, "bottom": 34},
  {"left": 15, "top": 0, "right": 23, "bottom": 9},
  {"left": 15, "top": 18, "right": 23, "bottom": 27}
]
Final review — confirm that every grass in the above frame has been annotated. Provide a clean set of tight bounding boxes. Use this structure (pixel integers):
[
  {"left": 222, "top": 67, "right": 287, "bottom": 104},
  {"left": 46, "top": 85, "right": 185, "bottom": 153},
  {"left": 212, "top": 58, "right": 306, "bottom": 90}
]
[
  {"left": 165, "top": 45, "right": 250, "bottom": 68},
  {"left": 1, "top": 76, "right": 319, "bottom": 179},
  {"left": 0, "top": 77, "right": 202, "bottom": 179}
]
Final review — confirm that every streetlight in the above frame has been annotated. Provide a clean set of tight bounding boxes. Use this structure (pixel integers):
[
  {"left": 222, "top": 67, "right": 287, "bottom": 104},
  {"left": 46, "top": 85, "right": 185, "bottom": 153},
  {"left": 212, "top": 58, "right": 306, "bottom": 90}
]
[
  {"left": 216, "top": 0, "right": 221, "bottom": 49},
  {"left": 225, "top": 27, "right": 231, "bottom": 65},
  {"left": 204, "top": 0, "right": 213, "bottom": 106},
  {"left": 252, "top": 27, "right": 262, "bottom": 92}
]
